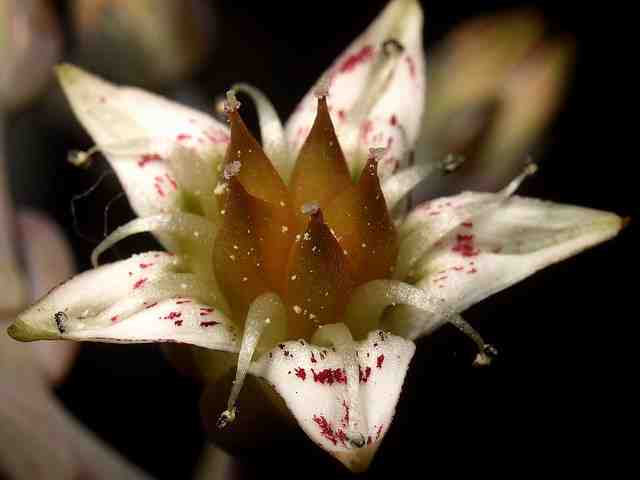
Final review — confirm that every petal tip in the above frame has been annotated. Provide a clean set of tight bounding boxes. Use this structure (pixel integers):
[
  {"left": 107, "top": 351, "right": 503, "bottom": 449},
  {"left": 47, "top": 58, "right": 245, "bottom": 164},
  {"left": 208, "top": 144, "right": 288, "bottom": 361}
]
[{"left": 7, "top": 317, "right": 59, "bottom": 342}]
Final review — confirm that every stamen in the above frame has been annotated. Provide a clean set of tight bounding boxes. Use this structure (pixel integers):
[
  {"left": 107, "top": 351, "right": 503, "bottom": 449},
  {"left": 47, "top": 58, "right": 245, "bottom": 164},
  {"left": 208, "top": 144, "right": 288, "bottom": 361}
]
[
  {"left": 448, "top": 315, "right": 498, "bottom": 367},
  {"left": 218, "top": 293, "right": 286, "bottom": 428},
  {"left": 68, "top": 137, "right": 174, "bottom": 168},
  {"left": 68, "top": 146, "right": 99, "bottom": 168},
  {"left": 382, "top": 162, "right": 438, "bottom": 211},
  {"left": 343, "top": 279, "right": 443, "bottom": 339},
  {"left": 311, "top": 323, "right": 366, "bottom": 448},
  {"left": 395, "top": 162, "right": 540, "bottom": 279},
  {"left": 92, "top": 213, "right": 218, "bottom": 266},
  {"left": 500, "top": 161, "right": 538, "bottom": 198},
  {"left": 350, "top": 42, "right": 404, "bottom": 125},
  {"left": 344, "top": 39, "right": 406, "bottom": 171},
  {"left": 440, "top": 153, "right": 466, "bottom": 174}
]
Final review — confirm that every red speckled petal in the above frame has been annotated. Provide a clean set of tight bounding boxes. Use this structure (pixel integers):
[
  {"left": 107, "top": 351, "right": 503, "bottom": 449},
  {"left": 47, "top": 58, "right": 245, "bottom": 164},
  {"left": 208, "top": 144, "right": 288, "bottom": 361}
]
[
  {"left": 389, "top": 193, "right": 623, "bottom": 339},
  {"left": 325, "top": 157, "right": 398, "bottom": 284},
  {"left": 285, "top": 0, "right": 426, "bottom": 180},
  {"left": 9, "top": 252, "right": 239, "bottom": 351},
  {"left": 249, "top": 329, "right": 415, "bottom": 472},
  {"left": 57, "top": 64, "right": 229, "bottom": 218}
]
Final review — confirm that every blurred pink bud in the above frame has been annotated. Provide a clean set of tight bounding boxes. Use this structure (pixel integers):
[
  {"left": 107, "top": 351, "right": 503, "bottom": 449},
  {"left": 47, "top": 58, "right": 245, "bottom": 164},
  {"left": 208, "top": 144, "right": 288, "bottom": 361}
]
[
  {"left": 416, "top": 10, "right": 574, "bottom": 199},
  {"left": 0, "top": 0, "right": 62, "bottom": 110}
]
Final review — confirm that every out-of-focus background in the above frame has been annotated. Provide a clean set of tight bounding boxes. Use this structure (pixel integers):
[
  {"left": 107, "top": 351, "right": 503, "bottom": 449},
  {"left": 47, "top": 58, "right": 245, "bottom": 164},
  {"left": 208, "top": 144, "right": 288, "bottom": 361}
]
[{"left": 1, "top": 1, "right": 631, "bottom": 479}]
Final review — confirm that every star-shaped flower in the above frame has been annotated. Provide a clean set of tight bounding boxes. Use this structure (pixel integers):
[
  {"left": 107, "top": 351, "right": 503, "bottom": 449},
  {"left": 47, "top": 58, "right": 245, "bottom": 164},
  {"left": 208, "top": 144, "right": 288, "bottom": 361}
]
[{"left": 7, "top": 0, "right": 623, "bottom": 472}]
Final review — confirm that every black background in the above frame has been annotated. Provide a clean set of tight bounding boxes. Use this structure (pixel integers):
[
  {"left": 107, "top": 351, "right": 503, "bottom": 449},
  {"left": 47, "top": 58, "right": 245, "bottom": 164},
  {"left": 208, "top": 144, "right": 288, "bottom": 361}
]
[{"left": 5, "top": 1, "right": 632, "bottom": 478}]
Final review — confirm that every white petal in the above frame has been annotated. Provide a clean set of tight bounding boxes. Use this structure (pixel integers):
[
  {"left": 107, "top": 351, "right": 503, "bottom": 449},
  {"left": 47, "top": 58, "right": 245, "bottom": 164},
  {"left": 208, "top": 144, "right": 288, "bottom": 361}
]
[
  {"left": 250, "top": 329, "right": 415, "bottom": 472},
  {"left": 57, "top": 64, "right": 229, "bottom": 218},
  {"left": 285, "top": 0, "right": 426, "bottom": 180},
  {"left": 390, "top": 194, "right": 623, "bottom": 339},
  {"left": 9, "top": 252, "right": 238, "bottom": 351}
]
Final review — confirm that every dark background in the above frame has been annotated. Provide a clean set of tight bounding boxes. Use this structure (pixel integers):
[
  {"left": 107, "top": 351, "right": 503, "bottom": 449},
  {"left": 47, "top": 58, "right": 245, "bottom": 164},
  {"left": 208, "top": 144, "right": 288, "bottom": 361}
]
[{"left": 5, "top": 0, "right": 631, "bottom": 478}]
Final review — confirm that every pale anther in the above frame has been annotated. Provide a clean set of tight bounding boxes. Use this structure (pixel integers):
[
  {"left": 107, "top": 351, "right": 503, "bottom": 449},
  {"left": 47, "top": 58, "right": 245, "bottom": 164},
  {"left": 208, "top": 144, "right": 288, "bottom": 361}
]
[
  {"left": 225, "top": 90, "right": 242, "bottom": 112},
  {"left": 301, "top": 201, "right": 320, "bottom": 215},
  {"left": 440, "top": 153, "right": 466, "bottom": 174}
]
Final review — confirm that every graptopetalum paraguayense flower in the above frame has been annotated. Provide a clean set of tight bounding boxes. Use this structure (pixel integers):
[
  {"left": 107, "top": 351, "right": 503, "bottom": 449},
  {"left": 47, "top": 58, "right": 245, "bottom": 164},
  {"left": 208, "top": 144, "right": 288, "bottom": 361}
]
[{"left": 8, "top": 0, "right": 623, "bottom": 472}]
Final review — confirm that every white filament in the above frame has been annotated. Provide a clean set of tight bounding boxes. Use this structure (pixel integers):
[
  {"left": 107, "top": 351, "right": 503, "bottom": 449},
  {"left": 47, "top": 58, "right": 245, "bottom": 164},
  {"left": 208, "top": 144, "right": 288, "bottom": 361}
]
[
  {"left": 92, "top": 213, "right": 217, "bottom": 266},
  {"left": 395, "top": 163, "right": 539, "bottom": 280},
  {"left": 343, "top": 279, "right": 447, "bottom": 339},
  {"left": 311, "top": 323, "right": 366, "bottom": 448},
  {"left": 218, "top": 293, "right": 287, "bottom": 428},
  {"left": 382, "top": 162, "right": 438, "bottom": 211}
]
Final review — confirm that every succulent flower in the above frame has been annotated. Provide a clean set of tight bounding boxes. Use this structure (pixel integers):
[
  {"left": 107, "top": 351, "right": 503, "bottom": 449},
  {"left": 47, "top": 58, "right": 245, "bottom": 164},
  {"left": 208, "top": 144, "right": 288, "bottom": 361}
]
[{"left": 7, "top": 0, "right": 623, "bottom": 472}]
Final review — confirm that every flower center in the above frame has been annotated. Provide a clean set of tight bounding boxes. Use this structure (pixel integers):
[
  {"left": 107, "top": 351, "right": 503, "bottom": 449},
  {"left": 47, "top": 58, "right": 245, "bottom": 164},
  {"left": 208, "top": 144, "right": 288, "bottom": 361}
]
[{"left": 213, "top": 94, "right": 398, "bottom": 341}]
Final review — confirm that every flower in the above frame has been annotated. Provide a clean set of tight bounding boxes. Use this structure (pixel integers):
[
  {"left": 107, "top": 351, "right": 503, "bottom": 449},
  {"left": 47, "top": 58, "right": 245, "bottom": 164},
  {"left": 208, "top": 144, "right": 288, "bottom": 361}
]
[{"left": 7, "top": 0, "right": 623, "bottom": 472}]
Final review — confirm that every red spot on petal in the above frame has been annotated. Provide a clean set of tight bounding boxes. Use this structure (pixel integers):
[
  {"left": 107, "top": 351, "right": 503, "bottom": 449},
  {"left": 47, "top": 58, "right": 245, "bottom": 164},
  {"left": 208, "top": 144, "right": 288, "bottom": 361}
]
[
  {"left": 359, "top": 366, "right": 372, "bottom": 383},
  {"left": 313, "top": 415, "right": 337, "bottom": 445},
  {"left": 133, "top": 278, "right": 147, "bottom": 290},
  {"left": 139, "top": 262, "right": 153, "bottom": 269},
  {"left": 174, "top": 319, "right": 183, "bottom": 326},
  {"left": 405, "top": 56, "right": 416, "bottom": 79},
  {"left": 137, "top": 153, "right": 163, "bottom": 167},
  {"left": 200, "top": 321, "right": 219, "bottom": 327},
  {"left": 339, "top": 45, "right": 374, "bottom": 73},
  {"left": 452, "top": 233, "right": 479, "bottom": 257},
  {"left": 311, "top": 368, "right": 346, "bottom": 385},
  {"left": 176, "top": 133, "right": 192, "bottom": 141},
  {"left": 110, "top": 315, "right": 119, "bottom": 322},
  {"left": 164, "top": 311, "right": 182, "bottom": 320},
  {"left": 175, "top": 299, "right": 192, "bottom": 305},
  {"left": 376, "top": 354, "right": 385, "bottom": 369},
  {"left": 310, "top": 352, "right": 317, "bottom": 363},
  {"left": 390, "top": 114, "right": 398, "bottom": 126},
  {"left": 199, "top": 307, "right": 214, "bottom": 316},
  {"left": 165, "top": 174, "right": 178, "bottom": 190},
  {"left": 144, "top": 302, "right": 158, "bottom": 309},
  {"left": 294, "top": 368, "right": 306, "bottom": 381},
  {"left": 462, "top": 221, "right": 473, "bottom": 228}
]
